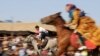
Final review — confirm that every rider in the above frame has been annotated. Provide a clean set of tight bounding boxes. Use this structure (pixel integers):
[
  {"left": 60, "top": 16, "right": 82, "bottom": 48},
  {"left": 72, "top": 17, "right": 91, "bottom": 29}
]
[
  {"left": 65, "top": 3, "right": 98, "bottom": 46},
  {"left": 65, "top": 3, "right": 85, "bottom": 29},
  {"left": 35, "top": 25, "right": 48, "bottom": 41},
  {"left": 65, "top": 3, "right": 86, "bottom": 45}
]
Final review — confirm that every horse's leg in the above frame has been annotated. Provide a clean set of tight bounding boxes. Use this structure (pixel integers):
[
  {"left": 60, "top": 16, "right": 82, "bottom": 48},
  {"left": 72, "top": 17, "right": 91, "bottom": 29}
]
[
  {"left": 90, "top": 46, "right": 99, "bottom": 56},
  {"left": 66, "top": 46, "right": 76, "bottom": 56},
  {"left": 56, "top": 47, "right": 65, "bottom": 56},
  {"left": 43, "top": 40, "right": 50, "bottom": 50},
  {"left": 32, "top": 40, "right": 40, "bottom": 56},
  {"left": 56, "top": 41, "right": 70, "bottom": 56},
  {"left": 98, "top": 46, "right": 100, "bottom": 56}
]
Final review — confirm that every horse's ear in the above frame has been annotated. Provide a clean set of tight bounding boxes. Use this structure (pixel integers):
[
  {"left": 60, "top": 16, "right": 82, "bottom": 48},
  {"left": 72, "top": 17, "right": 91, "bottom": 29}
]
[
  {"left": 52, "top": 12, "right": 62, "bottom": 18},
  {"left": 56, "top": 12, "right": 61, "bottom": 15}
]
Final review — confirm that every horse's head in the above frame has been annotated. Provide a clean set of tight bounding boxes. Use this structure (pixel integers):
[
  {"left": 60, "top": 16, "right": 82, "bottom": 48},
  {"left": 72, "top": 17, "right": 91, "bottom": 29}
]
[{"left": 41, "top": 12, "right": 65, "bottom": 25}]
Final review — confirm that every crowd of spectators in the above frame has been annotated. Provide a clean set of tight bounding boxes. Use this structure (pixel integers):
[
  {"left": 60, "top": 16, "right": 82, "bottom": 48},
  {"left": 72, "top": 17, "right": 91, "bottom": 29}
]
[{"left": 0, "top": 35, "right": 38, "bottom": 56}]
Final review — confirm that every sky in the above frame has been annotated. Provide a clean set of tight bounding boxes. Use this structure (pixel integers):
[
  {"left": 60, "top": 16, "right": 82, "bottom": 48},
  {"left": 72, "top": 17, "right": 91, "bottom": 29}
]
[{"left": 0, "top": 0, "right": 100, "bottom": 25}]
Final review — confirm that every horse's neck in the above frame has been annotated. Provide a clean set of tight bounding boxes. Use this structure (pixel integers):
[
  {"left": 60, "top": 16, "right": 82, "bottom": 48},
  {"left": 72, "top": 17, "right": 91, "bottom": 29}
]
[
  {"left": 56, "top": 26, "right": 65, "bottom": 34},
  {"left": 56, "top": 25, "right": 64, "bottom": 31},
  {"left": 31, "top": 36, "right": 42, "bottom": 43},
  {"left": 54, "top": 17, "right": 65, "bottom": 26},
  {"left": 55, "top": 25, "right": 73, "bottom": 38},
  {"left": 54, "top": 22, "right": 67, "bottom": 35},
  {"left": 54, "top": 17, "right": 72, "bottom": 35},
  {"left": 27, "top": 35, "right": 34, "bottom": 41}
]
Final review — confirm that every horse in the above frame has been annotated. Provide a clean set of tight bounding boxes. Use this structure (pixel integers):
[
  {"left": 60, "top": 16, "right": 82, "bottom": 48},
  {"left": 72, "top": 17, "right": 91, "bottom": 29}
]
[
  {"left": 24, "top": 34, "right": 42, "bottom": 55},
  {"left": 41, "top": 12, "right": 80, "bottom": 56},
  {"left": 25, "top": 34, "right": 58, "bottom": 56},
  {"left": 43, "top": 37, "right": 57, "bottom": 50},
  {"left": 43, "top": 37, "right": 57, "bottom": 56}
]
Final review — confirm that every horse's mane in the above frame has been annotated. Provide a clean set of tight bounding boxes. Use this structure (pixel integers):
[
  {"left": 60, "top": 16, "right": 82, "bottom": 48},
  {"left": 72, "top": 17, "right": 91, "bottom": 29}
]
[
  {"left": 63, "top": 26, "right": 74, "bottom": 31},
  {"left": 58, "top": 15, "right": 74, "bottom": 31},
  {"left": 59, "top": 15, "right": 66, "bottom": 24}
]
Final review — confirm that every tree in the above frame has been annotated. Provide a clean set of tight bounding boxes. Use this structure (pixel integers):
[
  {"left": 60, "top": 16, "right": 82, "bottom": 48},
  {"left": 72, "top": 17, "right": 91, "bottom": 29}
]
[
  {"left": 16, "top": 21, "right": 22, "bottom": 23},
  {"left": 0, "top": 20, "right": 4, "bottom": 22},
  {"left": 5, "top": 20, "right": 13, "bottom": 23}
]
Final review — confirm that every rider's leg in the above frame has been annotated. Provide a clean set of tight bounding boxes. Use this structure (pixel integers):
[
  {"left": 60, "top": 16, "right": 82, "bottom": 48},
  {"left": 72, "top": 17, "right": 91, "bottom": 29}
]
[
  {"left": 41, "top": 32, "right": 47, "bottom": 40},
  {"left": 76, "top": 32, "right": 85, "bottom": 45}
]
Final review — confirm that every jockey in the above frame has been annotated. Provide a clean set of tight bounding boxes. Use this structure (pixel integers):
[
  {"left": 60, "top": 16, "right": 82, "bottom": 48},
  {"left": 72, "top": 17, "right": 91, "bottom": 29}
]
[
  {"left": 65, "top": 3, "right": 99, "bottom": 47},
  {"left": 35, "top": 25, "right": 48, "bottom": 41},
  {"left": 65, "top": 3, "right": 86, "bottom": 45},
  {"left": 65, "top": 3, "right": 85, "bottom": 29}
]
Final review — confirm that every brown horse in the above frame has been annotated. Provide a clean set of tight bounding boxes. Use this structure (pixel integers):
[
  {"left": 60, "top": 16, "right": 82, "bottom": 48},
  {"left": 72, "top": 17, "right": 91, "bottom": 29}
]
[{"left": 41, "top": 12, "right": 77, "bottom": 56}]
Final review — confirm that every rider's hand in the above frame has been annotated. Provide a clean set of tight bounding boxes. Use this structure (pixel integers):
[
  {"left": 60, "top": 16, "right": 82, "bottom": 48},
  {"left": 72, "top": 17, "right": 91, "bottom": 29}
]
[{"left": 69, "top": 24, "right": 77, "bottom": 29}]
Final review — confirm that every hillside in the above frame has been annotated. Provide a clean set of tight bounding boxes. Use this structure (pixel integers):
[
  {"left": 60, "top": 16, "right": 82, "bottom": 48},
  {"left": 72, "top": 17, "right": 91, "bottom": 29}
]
[{"left": 0, "top": 22, "right": 56, "bottom": 32}]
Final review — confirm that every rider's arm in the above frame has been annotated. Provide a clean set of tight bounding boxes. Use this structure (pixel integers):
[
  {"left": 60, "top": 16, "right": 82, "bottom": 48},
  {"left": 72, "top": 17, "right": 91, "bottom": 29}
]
[{"left": 71, "top": 9, "right": 81, "bottom": 25}]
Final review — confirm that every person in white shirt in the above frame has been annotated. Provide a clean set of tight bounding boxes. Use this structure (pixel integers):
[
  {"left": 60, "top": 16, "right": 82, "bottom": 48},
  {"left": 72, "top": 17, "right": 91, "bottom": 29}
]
[{"left": 35, "top": 25, "right": 48, "bottom": 40}]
